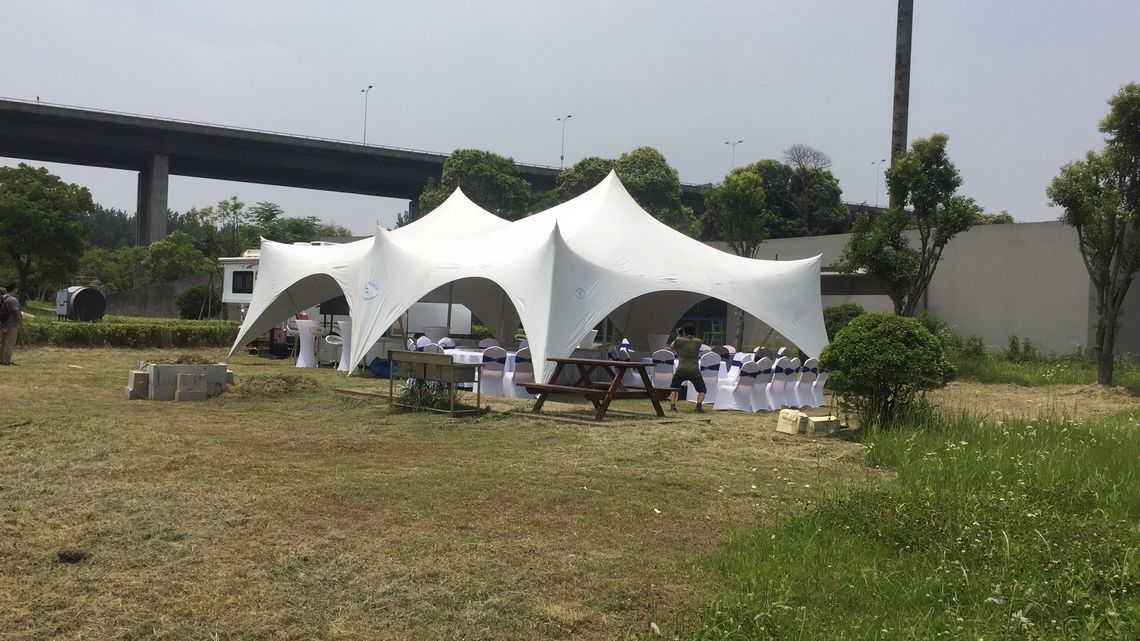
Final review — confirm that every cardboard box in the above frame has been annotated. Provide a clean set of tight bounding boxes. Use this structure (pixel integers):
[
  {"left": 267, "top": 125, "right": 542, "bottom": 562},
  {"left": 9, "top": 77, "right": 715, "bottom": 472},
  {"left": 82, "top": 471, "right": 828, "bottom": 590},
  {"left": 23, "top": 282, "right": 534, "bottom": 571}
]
[
  {"left": 776, "top": 409, "right": 809, "bottom": 435},
  {"left": 808, "top": 415, "right": 841, "bottom": 434}
]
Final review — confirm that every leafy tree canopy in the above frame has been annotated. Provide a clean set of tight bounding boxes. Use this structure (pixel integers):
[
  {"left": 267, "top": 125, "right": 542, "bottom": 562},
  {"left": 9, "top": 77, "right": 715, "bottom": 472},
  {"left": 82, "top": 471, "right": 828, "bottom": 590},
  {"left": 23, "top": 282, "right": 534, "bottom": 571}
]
[
  {"left": 82, "top": 204, "right": 135, "bottom": 249},
  {"left": 0, "top": 163, "right": 94, "bottom": 301},
  {"left": 701, "top": 169, "right": 770, "bottom": 258},
  {"left": 702, "top": 159, "right": 849, "bottom": 241},
  {"left": 1046, "top": 82, "right": 1140, "bottom": 385},
  {"left": 141, "top": 231, "right": 213, "bottom": 285},
  {"left": 841, "top": 134, "right": 980, "bottom": 316},
  {"left": 417, "top": 149, "right": 534, "bottom": 222}
]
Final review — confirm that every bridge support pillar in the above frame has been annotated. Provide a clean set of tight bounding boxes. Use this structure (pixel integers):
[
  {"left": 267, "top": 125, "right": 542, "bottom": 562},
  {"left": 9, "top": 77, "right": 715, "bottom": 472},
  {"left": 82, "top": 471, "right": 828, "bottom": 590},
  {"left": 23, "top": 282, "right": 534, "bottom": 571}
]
[
  {"left": 136, "top": 154, "right": 169, "bottom": 245},
  {"left": 407, "top": 198, "right": 419, "bottom": 222}
]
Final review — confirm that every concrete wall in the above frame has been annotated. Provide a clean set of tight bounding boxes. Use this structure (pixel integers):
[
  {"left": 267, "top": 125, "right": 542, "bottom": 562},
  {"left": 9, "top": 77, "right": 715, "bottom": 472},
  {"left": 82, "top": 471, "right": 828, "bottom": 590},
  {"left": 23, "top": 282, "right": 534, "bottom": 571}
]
[
  {"left": 925, "top": 221, "right": 1091, "bottom": 354},
  {"left": 712, "top": 221, "right": 1137, "bottom": 357},
  {"left": 105, "top": 275, "right": 213, "bottom": 318}
]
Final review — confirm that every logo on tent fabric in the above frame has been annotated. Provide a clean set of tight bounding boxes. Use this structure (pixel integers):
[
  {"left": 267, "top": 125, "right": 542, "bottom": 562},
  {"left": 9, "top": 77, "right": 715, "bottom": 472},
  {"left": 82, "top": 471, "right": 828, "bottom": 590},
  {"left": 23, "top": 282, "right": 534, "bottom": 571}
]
[
  {"left": 363, "top": 282, "right": 379, "bottom": 300},
  {"left": 575, "top": 288, "right": 585, "bottom": 299}
]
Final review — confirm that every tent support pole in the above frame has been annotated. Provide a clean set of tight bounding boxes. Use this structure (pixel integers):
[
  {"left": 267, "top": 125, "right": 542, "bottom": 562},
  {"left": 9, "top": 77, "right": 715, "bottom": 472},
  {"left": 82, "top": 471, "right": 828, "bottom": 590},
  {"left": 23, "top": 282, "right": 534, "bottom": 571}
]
[{"left": 445, "top": 282, "right": 454, "bottom": 333}]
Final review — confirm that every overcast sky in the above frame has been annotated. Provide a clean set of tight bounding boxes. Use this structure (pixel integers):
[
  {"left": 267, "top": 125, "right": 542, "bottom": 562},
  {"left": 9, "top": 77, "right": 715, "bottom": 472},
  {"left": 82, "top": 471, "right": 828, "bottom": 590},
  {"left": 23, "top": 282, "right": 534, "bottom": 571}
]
[{"left": 2, "top": 0, "right": 1138, "bottom": 234}]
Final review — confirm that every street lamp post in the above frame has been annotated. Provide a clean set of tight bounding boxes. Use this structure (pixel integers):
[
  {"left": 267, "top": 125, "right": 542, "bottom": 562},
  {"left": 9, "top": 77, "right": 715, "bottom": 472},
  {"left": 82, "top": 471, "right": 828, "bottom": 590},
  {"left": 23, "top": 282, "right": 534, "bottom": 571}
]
[
  {"left": 872, "top": 158, "right": 887, "bottom": 206},
  {"left": 360, "top": 85, "right": 373, "bottom": 144},
  {"left": 724, "top": 139, "right": 743, "bottom": 171},
  {"left": 557, "top": 114, "right": 572, "bottom": 170}
]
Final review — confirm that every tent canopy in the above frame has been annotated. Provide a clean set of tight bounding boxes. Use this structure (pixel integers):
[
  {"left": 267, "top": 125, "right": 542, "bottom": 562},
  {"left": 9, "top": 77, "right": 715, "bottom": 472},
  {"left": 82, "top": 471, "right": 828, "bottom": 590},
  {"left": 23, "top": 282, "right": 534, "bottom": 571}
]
[{"left": 229, "top": 172, "right": 828, "bottom": 380}]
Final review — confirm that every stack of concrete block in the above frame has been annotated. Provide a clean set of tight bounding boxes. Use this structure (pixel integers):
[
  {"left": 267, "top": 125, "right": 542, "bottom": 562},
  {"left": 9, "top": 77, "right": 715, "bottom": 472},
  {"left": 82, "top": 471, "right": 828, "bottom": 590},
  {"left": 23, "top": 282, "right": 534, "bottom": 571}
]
[{"left": 125, "top": 363, "right": 234, "bottom": 401}]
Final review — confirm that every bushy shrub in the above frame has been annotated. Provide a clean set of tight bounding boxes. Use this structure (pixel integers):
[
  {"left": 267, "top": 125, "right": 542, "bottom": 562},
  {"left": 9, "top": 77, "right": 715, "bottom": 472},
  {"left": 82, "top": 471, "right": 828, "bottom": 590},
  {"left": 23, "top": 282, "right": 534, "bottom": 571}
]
[
  {"left": 915, "top": 311, "right": 963, "bottom": 352},
  {"left": 959, "top": 335, "right": 987, "bottom": 359},
  {"left": 19, "top": 317, "right": 237, "bottom": 348},
  {"left": 175, "top": 285, "right": 222, "bottom": 320},
  {"left": 1004, "top": 334, "right": 1043, "bottom": 363},
  {"left": 820, "top": 313, "right": 955, "bottom": 427},
  {"left": 823, "top": 303, "right": 865, "bottom": 340}
]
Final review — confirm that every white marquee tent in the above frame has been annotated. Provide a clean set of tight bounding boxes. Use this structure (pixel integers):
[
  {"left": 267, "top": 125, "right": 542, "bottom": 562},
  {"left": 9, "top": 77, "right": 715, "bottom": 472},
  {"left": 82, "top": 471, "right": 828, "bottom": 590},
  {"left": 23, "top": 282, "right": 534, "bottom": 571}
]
[{"left": 228, "top": 172, "right": 828, "bottom": 380}]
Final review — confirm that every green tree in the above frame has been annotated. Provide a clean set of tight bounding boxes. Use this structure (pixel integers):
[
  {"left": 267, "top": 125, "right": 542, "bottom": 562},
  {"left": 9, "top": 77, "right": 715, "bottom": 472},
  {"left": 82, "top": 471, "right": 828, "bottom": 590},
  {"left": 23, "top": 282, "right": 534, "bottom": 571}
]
[
  {"left": 702, "top": 169, "right": 770, "bottom": 258},
  {"left": 418, "top": 149, "right": 534, "bottom": 221},
  {"left": 258, "top": 215, "right": 352, "bottom": 244},
  {"left": 77, "top": 246, "right": 145, "bottom": 293},
  {"left": 141, "top": 231, "right": 212, "bottom": 285},
  {"left": 82, "top": 204, "right": 135, "bottom": 248},
  {"left": 530, "top": 156, "right": 616, "bottom": 211},
  {"left": 0, "top": 163, "right": 94, "bottom": 302},
  {"left": 841, "top": 134, "right": 980, "bottom": 316},
  {"left": 613, "top": 147, "right": 699, "bottom": 236},
  {"left": 1047, "top": 83, "right": 1140, "bottom": 386},
  {"left": 971, "top": 210, "right": 1015, "bottom": 225},
  {"left": 248, "top": 201, "right": 285, "bottom": 225},
  {"left": 704, "top": 159, "right": 848, "bottom": 240}
]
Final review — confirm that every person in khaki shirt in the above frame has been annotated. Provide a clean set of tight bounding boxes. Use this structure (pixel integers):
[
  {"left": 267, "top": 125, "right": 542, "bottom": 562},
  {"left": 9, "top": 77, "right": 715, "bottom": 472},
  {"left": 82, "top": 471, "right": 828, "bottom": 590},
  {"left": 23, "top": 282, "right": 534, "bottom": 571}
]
[
  {"left": 1, "top": 283, "right": 23, "bottom": 366},
  {"left": 668, "top": 324, "right": 706, "bottom": 412}
]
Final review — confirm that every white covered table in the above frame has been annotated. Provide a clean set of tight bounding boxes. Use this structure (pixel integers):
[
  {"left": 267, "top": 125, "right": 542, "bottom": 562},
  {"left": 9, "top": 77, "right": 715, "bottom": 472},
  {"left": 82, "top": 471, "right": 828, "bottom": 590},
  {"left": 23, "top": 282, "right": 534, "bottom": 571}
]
[{"left": 295, "top": 319, "right": 319, "bottom": 368}]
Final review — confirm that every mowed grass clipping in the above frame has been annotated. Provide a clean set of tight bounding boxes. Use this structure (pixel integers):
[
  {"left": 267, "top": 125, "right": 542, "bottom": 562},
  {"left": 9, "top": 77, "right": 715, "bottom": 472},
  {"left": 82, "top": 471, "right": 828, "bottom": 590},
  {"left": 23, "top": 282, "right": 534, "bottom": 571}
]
[
  {"left": 0, "top": 347, "right": 875, "bottom": 641},
  {"left": 664, "top": 410, "right": 1140, "bottom": 640}
]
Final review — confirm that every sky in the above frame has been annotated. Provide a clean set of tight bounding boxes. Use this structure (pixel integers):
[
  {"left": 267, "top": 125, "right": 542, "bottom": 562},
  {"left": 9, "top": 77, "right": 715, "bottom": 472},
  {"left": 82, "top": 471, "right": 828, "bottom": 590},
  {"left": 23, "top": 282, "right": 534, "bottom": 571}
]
[{"left": 2, "top": 0, "right": 1138, "bottom": 235}]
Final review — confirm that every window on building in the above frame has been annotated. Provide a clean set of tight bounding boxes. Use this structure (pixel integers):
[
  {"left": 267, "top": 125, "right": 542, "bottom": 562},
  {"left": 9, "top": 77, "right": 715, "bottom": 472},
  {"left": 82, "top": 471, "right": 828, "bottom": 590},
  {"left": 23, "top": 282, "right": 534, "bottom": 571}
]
[{"left": 233, "top": 270, "right": 255, "bottom": 294}]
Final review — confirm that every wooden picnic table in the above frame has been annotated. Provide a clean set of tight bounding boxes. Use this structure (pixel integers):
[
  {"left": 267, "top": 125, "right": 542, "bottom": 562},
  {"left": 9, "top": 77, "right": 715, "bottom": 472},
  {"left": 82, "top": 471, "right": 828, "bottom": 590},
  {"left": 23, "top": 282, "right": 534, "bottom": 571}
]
[{"left": 523, "top": 357, "right": 677, "bottom": 421}]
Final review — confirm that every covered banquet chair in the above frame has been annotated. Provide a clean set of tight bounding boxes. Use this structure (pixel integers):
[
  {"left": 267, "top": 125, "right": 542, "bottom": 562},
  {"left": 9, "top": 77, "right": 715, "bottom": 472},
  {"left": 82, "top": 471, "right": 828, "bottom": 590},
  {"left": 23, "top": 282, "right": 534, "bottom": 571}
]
[
  {"left": 794, "top": 357, "right": 820, "bottom": 408},
  {"left": 714, "top": 360, "right": 760, "bottom": 412},
  {"left": 750, "top": 357, "right": 777, "bottom": 411},
  {"left": 685, "top": 351, "right": 722, "bottom": 405},
  {"left": 782, "top": 357, "right": 802, "bottom": 408},
  {"left": 478, "top": 346, "right": 508, "bottom": 397},
  {"left": 504, "top": 347, "right": 534, "bottom": 398},
  {"left": 650, "top": 348, "right": 675, "bottom": 389},
  {"left": 811, "top": 367, "right": 828, "bottom": 408},
  {"left": 766, "top": 355, "right": 793, "bottom": 409}
]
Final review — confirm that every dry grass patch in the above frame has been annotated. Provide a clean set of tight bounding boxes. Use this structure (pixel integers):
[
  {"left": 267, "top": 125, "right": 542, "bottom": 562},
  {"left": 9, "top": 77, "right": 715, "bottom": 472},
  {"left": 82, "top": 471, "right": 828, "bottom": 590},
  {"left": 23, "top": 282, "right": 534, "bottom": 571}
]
[
  {"left": 1, "top": 347, "right": 874, "bottom": 640},
  {"left": 928, "top": 380, "right": 1139, "bottom": 419}
]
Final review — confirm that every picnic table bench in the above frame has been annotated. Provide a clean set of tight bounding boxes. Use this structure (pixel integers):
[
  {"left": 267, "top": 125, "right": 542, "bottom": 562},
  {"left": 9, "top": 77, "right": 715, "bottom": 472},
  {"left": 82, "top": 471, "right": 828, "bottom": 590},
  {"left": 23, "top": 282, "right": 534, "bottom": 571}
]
[{"left": 524, "top": 357, "right": 678, "bottom": 421}]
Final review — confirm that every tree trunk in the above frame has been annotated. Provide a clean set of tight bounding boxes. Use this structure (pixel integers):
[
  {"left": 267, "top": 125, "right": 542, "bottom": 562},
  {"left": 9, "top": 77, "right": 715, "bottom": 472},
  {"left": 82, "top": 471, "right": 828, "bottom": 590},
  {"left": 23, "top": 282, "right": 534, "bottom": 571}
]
[{"left": 1097, "top": 306, "right": 1118, "bottom": 386}]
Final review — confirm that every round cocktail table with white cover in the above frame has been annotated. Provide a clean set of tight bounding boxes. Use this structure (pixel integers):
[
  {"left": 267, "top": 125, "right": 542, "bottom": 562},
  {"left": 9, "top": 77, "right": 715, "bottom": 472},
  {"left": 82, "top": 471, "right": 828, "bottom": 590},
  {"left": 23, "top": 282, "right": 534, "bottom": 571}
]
[
  {"left": 295, "top": 320, "right": 319, "bottom": 368},
  {"left": 336, "top": 319, "right": 353, "bottom": 372}
]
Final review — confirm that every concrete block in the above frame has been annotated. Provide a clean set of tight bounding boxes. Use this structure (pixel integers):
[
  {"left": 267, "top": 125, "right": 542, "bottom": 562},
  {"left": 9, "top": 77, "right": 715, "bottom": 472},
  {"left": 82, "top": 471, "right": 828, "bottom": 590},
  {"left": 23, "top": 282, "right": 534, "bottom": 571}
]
[
  {"left": 127, "top": 370, "right": 149, "bottom": 391},
  {"left": 226, "top": 370, "right": 235, "bottom": 384},
  {"left": 204, "top": 365, "right": 228, "bottom": 386},
  {"left": 125, "top": 385, "right": 146, "bottom": 400},
  {"left": 175, "top": 388, "right": 208, "bottom": 402},
  {"left": 149, "top": 383, "right": 175, "bottom": 401},
  {"left": 177, "top": 373, "right": 207, "bottom": 394},
  {"left": 206, "top": 382, "right": 225, "bottom": 397},
  {"left": 776, "top": 409, "right": 808, "bottom": 435}
]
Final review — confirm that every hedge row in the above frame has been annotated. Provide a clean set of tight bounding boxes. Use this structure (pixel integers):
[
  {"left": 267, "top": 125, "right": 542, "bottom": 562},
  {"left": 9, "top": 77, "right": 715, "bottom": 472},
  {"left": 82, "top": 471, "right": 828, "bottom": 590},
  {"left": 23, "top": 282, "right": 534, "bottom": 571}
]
[{"left": 19, "top": 319, "right": 239, "bottom": 348}]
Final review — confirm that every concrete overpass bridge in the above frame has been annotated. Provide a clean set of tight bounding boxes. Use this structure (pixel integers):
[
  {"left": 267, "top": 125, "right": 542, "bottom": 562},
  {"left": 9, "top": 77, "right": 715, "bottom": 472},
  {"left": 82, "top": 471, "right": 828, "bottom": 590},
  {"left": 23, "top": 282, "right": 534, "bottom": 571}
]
[{"left": 0, "top": 98, "right": 709, "bottom": 244}]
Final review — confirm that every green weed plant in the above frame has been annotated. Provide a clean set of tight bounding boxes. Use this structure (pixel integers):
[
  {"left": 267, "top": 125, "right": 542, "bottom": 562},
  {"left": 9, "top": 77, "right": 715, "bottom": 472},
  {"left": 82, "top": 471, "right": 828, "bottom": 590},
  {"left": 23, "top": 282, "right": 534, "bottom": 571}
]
[{"left": 665, "top": 409, "right": 1139, "bottom": 640}]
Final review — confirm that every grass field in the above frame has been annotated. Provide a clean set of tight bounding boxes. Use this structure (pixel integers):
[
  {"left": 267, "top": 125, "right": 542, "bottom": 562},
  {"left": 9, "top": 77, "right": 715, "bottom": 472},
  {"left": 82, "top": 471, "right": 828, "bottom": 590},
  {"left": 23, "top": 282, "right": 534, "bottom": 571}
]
[
  {"left": 1, "top": 347, "right": 877, "bottom": 640},
  {"left": 2, "top": 346, "right": 1137, "bottom": 640}
]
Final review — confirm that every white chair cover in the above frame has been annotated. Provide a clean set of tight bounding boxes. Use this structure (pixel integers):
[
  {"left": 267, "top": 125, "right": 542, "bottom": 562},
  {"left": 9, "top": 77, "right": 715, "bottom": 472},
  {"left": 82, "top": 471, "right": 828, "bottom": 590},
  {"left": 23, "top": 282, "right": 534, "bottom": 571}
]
[
  {"left": 766, "top": 356, "right": 792, "bottom": 409},
  {"left": 715, "top": 360, "right": 760, "bottom": 412},
  {"left": 811, "top": 368, "right": 828, "bottom": 407},
  {"left": 438, "top": 337, "right": 456, "bottom": 349},
  {"left": 478, "top": 346, "right": 508, "bottom": 396},
  {"left": 750, "top": 357, "right": 776, "bottom": 411},
  {"left": 698, "top": 343, "right": 712, "bottom": 353},
  {"left": 478, "top": 337, "right": 500, "bottom": 348},
  {"left": 503, "top": 347, "right": 534, "bottom": 398},
  {"left": 650, "top": 348, "right": 675, "bottom": 389},
  {"left": 420, "top": 343, "right": 444, "bottom": 354},
  {"left": 782, "top": 357, "right": 802, "bottom": 408},
  {"left": 794, "top": 357, "right": 820, "bottom": 408},
  {"left": 723, "top": 345, "right": 737, "bottom": 356},
  {"left": 518, "top": 339, "right": 529, "bottom": 350},
  {"left": 406, "top": 338, "right": 416, "bottom": 351},
  {"left": 685, "top": 351, "right": 722, "bottom": 405},
  {"left": 754, "top": 347, "right": 773, "bottom": 361},
  {"left": 415, "top": 336, "right": 434, "bottom": 351}
]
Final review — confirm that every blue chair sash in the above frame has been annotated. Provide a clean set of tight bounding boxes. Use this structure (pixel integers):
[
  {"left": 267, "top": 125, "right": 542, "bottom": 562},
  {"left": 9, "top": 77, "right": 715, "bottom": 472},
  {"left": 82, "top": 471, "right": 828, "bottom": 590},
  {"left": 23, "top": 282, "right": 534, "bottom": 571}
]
[
  {"left": 774, "top": 366, "right": 785, "bottom": 374},
  {"left": 516, "top": 356, "right": 531, "bottom": 364},
  {"left": 730, "top": 359, "right": 742, "bottom": 369},
  {"left": 741, "top": 370, "right": 760, "bottom": 378},
  {"left": 762, "top": 369, "right": 773, "bottom": 375},
  {"left": 700, "top": 363, "right": 720, "bottom": 372},
  {"left": 482, "top": 355, "right": 507, "bottom": 364},
  {"left": 652, "top": 358, "right": 674, "bottom": 365}
]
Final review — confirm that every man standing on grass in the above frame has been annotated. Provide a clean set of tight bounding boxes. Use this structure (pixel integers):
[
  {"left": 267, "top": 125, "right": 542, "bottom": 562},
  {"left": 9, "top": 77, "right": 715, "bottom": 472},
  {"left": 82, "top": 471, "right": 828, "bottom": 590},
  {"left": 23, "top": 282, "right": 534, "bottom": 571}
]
[
  {"left": 668, "top": 323, "right": 706, "bottom": 412},
  {"left": 1, "top": 283, "right": 22, "bottom": 366}
]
